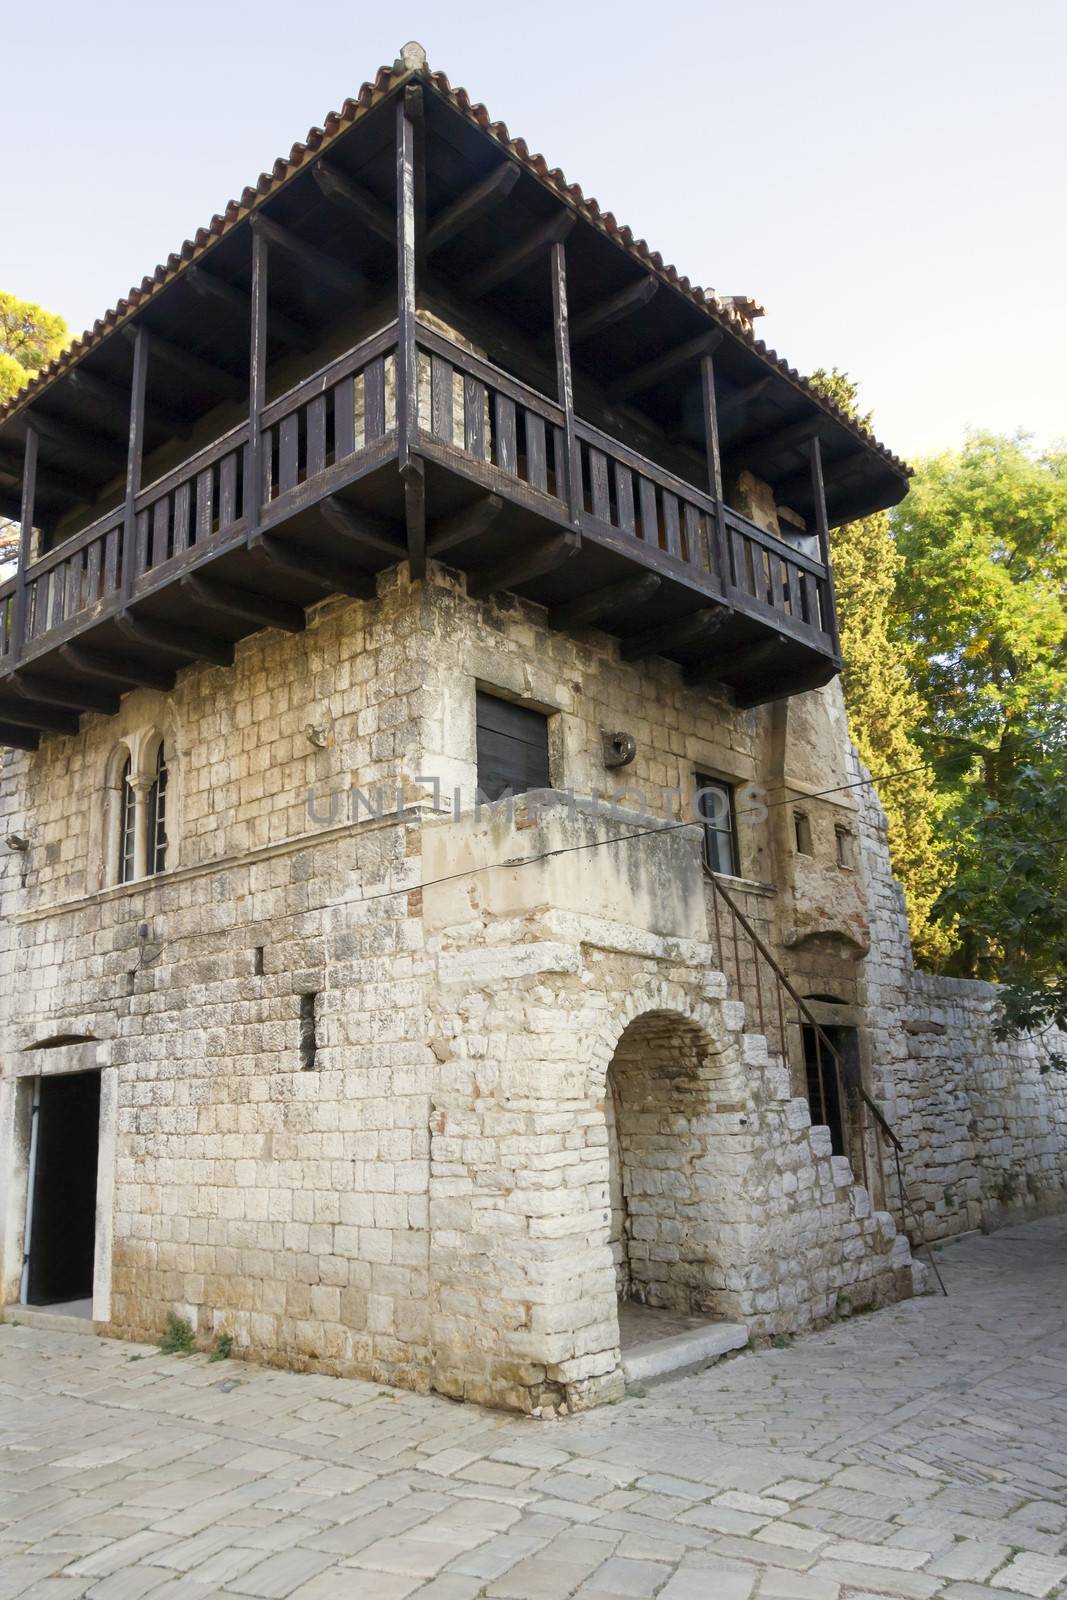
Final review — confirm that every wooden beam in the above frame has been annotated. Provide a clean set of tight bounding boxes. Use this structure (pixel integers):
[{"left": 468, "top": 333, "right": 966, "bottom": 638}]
[
  {"left": 320, "top": 496, "right": 406, "bottom": 559},
  {"left": 10, "top": 426, "right": 36, "bottom": 662},
  {"left": 467, "top": 533, "right": 577, "bottom": 600},
  {"left": 606, "top": 331, "right": 722, "bottom": 402},
  {"left": 701, "top": 353, "right": 723, "bottom": 502},
  {"left": 116, "top": 611, "right": 235, "bottom": 667},
  {"left": 426, "top": 162, "right": 520, "bottom": 254},
  {"left": 312, "top": 160, "right": 395, "bottom": 243},
  {"left": 620, "top": 604, "right": 730, "bottom": 661},
  {"left": 426, "top": 494, "right": 503, "bottom": 558},
  {"left": 120, "top": 326, "right": 148, "bottom": 603},
  {"left": 729, "top": 413, "right": 827, "bottom": 467},
  {"left": 246, "top": 225, "right": 269, "bottom": 542},
  {"left": 717, "top": 376, "right": 773, "bottom": 428},
  {"left": 551, "top": 240, "right": 581, "bottom": 527},
  {"left": 187, "top": 267, "right": 310, "bottom": 350},
  {"left": 396, "top": 91, "right": 419, "bottom": 475},
  {"left": 259, "top": 535, "right": 375, "bottom": 599},
  {"left": 69, "top": 368, "right": 190, "bottom": 435},
  {"left": 685, "top": 635, "right": 780, "bottom": 686},
  {"left": 809, "top": 436, "right": 839, "bottom": 647},
  {"left": 569, "top": 277, "right": 658, "bottom": 345},
  {"left": 0, "top": 700, "right": 79, "bottom": 735},
  {"left": 11, "top": 670, "right": 119, "bottom": 715},
  {"left": 466, "top": 211, "right": 575, "bottom": 300},
  {"left": 0, "top": 723, "right": 40, "bottom": 752},
  {"left": 180, "top": 574, "right": 305, "bottom": 633},
  {"left": 774, "top": 449, "right": 867, "bottom": 506},
  {"left": 548, "top": 572, "right": 661, "bottom": 631},
  {"left": 0, "top": 445, "right": 91, "bottom": 506},
  {"left": 124, "top": 327, "right": 245, "bottom": 402},
  {"left": 60, "top": 644, "right": 175, "bottom": 692},
  {"left": 401, "top": 460, "right": 426, "bottom": 582},
  {"left": 28, "top": 412, "right": 126, "bottom": 475},
  {"left": 249, "top": 214, "right": 364, "bottom": 300}
]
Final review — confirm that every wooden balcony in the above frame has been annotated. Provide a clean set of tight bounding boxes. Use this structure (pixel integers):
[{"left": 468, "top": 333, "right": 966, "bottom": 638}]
[
  {"left": 0, "top": 315, "right": 844, "bottom": 748},
  {"left": 0, "top": 60, "right": 907, "bottom": 751}
]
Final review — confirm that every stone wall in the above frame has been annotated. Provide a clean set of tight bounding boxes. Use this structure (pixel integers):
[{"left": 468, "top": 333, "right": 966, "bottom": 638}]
[
  {"left": 856, "top": 757, "right": 1067, "bottom": 1240},
  {"left": 0, "top": 566, "right": 917, "bottom": 1410}
]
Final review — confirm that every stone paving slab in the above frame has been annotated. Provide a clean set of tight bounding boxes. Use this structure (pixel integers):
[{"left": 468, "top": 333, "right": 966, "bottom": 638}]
[{"left": 1, "top": 1217, "right": 1065, "bottom": 1599}]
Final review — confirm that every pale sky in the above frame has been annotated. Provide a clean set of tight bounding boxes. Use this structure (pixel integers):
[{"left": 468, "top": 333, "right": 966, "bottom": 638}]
[{"left": 4, "top": 0, "right": 1065, "bottom": 465}]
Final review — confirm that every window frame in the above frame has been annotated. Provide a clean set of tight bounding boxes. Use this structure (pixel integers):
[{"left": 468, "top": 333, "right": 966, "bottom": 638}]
[{"left": 695, "top": 774, "right": 739, "bottom": 877}]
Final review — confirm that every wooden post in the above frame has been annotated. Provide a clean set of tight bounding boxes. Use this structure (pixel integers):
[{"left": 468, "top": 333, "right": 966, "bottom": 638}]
[
  {"left": 551, "top": 240, "right": 581, "bottom": 527},
  {"left": 700, "top": 351, "right": 730, "bottom": 589},
  {"left": 396, "top": 87, "right": 420, "bottom": 474},
  {"left": 397, "top": 85, "right": 425, "bottom": 579},
  {"left": 246, "top": 225, "right": 269, "bottom": 543},
  {"left": 809, "top": 434, "right": 840, "bottom": 648},
  {"left": 10, "top": 426, "right": 37, "bottom": 661},
  {"left": 120, "top": 327, "right": 149, "bottom": 602}
]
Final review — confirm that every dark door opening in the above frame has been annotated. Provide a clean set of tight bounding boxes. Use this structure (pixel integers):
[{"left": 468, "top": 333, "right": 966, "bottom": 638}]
[
  {"left": 25, "top": 1071, "right": 101, "bottom": 1306},
  {"left": 802, "top": 1024, "right": 860, "bottom": 1158}
]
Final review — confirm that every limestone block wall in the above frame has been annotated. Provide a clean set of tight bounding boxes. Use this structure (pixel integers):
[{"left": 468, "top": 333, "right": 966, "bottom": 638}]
[
  {"left": 422, "top": 796, "right": 912, "bottom": 1413},
  {"left": 856, "top": 759, "right": 1067, "bottom": 1239}
]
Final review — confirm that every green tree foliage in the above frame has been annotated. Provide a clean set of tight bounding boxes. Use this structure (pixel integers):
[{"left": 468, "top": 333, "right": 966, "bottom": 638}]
[
  {"left": 937, "top": 718, "right": 1067, "bottom": 1069},
  {"left": 891, "top": 433, "right": 1067, "bottom": 1001},
  {"left": 810, "top": 368, "right": 953, "bottom": 962},
  {"left": 0, "top": 291, "right": 68, "bottom": 403},
  {"left": 0, "top": 291, "right": 70, "bottom": 565}
]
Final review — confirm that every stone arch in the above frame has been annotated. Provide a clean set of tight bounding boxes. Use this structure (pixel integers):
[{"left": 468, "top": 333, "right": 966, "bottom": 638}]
[{"left": 594, "top": 998, "right": 754, "bottom": 1324}]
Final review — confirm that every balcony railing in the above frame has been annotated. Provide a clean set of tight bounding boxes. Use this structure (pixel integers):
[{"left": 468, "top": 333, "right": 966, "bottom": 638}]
[{"left": 0, "top": 318, "right": 838, "bottom": 719}]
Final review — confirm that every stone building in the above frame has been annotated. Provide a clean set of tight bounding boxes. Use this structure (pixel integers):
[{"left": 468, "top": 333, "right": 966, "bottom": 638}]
[{"left": 0, "top": 46, "right": 1063, "bottom": 1413}]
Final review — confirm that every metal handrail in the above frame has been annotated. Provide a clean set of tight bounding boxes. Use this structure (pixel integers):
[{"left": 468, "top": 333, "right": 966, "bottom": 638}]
[{"left": 705, "top": 868, "right": 945, "bottom": 1292}]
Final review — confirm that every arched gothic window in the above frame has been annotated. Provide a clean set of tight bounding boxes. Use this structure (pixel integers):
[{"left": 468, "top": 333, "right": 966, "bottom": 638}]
[
  {"left": 117, "top": 755, "right": 136, "bottom": 884},
  {"left": 148, "top": 742, "right": 168, "bottom": 875}
]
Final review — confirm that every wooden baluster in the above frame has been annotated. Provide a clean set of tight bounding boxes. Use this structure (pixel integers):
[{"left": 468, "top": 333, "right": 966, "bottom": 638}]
[
  {"left": 637, "top": 477, "right": 657, "bottom": 545},
  {"left": 50, "top": 565, "right": 65, "bottom": 629},
  {"left": 494, "top": 394, "right": 517, "bottom": 475},
  {"left": 86, "top": 535, "right": 102, "bottom": 605},
  {"left": 195, "top": 468, "right": 213, "bottom": 543},
  {"left": 120, "top": 327, "right": 149, "bottom": 602},
  {"left": 278, "top": 415, "right": 300, "bottom": 493},
  {"left": 64, "top": 555, "right": 81, "bottom": 620},
  {"left": 365, "top": 359, "right": 386, "bottom": 442},
  {"left": 430, "top": 354, "right": 454, "bottom": 443},
  {"left": 464, "top": 375, "right": 486, "bottom": 459},
  {"left": 551, "top": 240, "right": 581, "bottom": 527},
  {"left": 615, "top": 464, "right": 635, "bottom": 534},
  {"left": 103, "top": 524, "right": 121, "bottom": 593},
  {"left": 10, "top": 425, "right": 37, "bottom": 662},
  {"left": 306, "top": 395, "right": 327, "bottom": 481},
  {"left": 172, "top": 482, "right": 191, "bottom": 557},
  {"left": 683, "top": 504, "right": 704, "bottom": 569},
  {"left": 526, "top": 414, "right": 547, "bottom": 491},
  {"left": 134, "top": 511, "right": 150, "bottom": 583},
  {"left": 589, "top": 448, "right": 610, "bottom": 523},
  {"left": 246, "top": 226, "right": 268, "bottom": 542},
  {"left": 151, "top": 499, "right": 170, "bottom": 569},
  {"left": 219, "top": 452, "right": 239, "bottom": 528},
  {"left": 334, "top": 377, "right": 355, "bottom": 461},
  {"left": 662, "top": 491, "right": 682, "bottom": 559}
]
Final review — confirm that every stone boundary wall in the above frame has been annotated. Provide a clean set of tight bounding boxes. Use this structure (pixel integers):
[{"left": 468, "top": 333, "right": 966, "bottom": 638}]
[{"left": 856, "top": 755, "right": 1067, "bottom": 1240}]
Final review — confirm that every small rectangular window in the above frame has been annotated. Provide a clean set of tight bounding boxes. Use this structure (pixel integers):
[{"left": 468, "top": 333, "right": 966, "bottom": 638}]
[
  {"left": 835, "top": 825, "right": 854, "bottom": 869},
  {"left": 794, "top": 811, "right": 812, "bottom": 855},
  {"left": 299, "top": 993, "right": 318, "bottom": 1071},
  {"left": 696, "top": 775, "right": 738, "bottom": 876},
  {"left": 476, "top": 692, "right": 551, "bottom": 801}
]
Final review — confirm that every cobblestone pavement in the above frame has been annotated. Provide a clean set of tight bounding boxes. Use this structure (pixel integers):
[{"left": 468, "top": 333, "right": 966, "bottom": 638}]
[{"left": 2, "top": 1218, "right": 1066, "bottom": 1600}]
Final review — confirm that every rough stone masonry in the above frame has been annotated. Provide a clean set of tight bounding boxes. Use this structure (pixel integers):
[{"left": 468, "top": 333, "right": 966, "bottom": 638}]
[{"left": 1, "top": 547, "right": 1063, "bottom": 1413}]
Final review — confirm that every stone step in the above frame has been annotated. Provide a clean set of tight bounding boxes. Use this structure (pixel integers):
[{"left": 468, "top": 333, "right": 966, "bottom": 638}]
[
  {"left": 4, "top": 1303, "right": 97, "bottom": 1336},
  {"left": 621, "top": 1319, "right": 749, "bottom": 1386}
]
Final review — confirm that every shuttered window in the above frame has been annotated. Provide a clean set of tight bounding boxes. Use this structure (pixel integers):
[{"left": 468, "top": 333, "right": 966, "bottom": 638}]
[{"left": 476, "top": 692, "right": 551, "bottom": 800}]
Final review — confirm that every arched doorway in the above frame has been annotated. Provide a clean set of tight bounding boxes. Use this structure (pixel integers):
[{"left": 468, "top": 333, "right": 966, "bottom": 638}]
[{"left": 604, "top": 1010, "right": 733, "bottom": 1317}]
